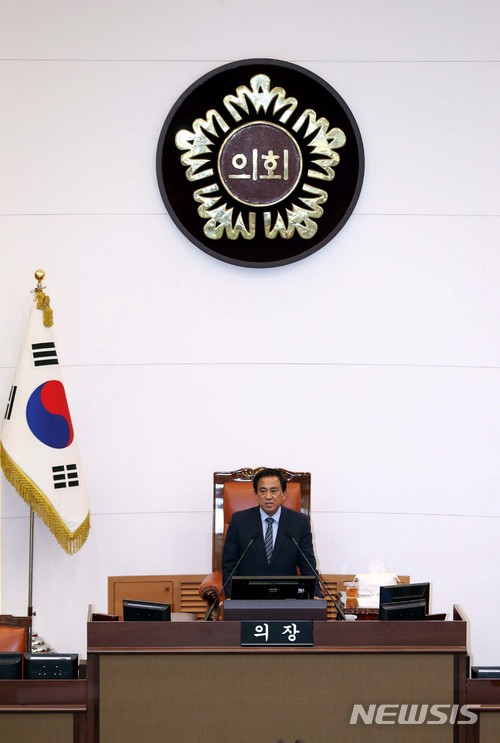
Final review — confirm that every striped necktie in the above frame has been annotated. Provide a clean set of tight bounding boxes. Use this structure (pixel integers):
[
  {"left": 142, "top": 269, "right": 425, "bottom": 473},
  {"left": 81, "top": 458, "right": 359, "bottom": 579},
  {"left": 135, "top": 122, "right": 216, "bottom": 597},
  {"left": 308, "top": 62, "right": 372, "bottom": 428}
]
[{"left": 264, "top": 517, "right": 274, "bottom": 563}]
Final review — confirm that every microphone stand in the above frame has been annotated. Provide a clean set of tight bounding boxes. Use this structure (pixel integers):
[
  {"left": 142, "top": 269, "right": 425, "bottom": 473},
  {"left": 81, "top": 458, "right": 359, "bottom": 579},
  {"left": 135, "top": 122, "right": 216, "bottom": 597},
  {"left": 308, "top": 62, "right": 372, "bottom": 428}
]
[
  {"left": 204, "top": 532, "right": 260, "bottom": 621},
  {"left": 285, "top": 529, "right": 347, "bottom": 620}
]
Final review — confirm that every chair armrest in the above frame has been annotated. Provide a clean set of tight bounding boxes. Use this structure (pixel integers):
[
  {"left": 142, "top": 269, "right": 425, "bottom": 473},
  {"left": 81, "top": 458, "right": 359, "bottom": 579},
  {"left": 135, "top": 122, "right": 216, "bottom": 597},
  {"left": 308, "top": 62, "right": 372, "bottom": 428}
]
[{"left": 199, "top": 571, "right": 223, "bottom": 604}]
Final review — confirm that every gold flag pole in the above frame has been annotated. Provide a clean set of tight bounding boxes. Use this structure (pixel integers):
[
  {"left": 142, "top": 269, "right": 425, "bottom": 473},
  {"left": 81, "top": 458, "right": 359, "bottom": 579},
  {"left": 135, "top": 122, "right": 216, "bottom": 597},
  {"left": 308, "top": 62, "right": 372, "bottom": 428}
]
[
  {"left": 27, "top": 508, "right": 35, "bottom": 647},
  {"left": 26, "top": 269, "right": 48, "bottom": 644}
]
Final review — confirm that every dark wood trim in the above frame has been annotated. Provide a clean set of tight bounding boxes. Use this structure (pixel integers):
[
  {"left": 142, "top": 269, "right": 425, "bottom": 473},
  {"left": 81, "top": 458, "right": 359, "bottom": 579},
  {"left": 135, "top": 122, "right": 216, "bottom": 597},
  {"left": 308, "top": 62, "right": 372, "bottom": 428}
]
[
  {"left": 467, "top": 678, "right": 500, "bottom": 706},
  {"left": 74, "top": 710, "right": 87, "bottom": 743},
  {"left": 455, "top": 652, "right": 469, "bottom": 743},
  {"left": 0, "top": 679, "right": 86, "bottom": 706},
  {"left": 85, "top": 650, "right": 99, "bottom": 743},
  {"left": 88, "top": 615, "right": 467, "bottom": 653}
]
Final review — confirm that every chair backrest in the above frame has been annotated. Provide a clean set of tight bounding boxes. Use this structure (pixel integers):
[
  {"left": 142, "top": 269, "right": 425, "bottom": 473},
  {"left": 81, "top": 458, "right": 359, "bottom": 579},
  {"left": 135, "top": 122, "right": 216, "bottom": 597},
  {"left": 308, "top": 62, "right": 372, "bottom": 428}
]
[
  {"left": 0, "top": 615, "right": 31, "bottom": 653},
  {"left": 0, "top": 626, "right": 26, "bottom": 653},
  {"left": 212, "top": 467, "right": 311, "bottom": 572}
]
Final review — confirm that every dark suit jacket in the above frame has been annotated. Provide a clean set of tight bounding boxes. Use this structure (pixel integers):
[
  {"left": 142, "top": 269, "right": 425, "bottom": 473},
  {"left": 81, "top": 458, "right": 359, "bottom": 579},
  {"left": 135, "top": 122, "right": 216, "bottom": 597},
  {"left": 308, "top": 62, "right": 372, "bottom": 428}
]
[{"left": 221, "top": 505, "right": 321, "bottom": 598}]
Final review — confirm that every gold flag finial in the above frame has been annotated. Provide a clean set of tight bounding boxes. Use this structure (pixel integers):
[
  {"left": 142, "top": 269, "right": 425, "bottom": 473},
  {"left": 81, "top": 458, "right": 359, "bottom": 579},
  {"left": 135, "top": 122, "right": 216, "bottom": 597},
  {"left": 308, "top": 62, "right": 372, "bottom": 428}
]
[{"left": 34, "top": 269, "right": 45, "bottom": 285}]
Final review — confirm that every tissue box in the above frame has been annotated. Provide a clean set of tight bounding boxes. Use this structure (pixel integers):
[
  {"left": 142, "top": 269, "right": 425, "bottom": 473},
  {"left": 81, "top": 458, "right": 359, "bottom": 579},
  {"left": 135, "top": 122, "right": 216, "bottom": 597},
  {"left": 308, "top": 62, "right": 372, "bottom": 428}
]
[{"left": 354, "top": 573, "right": 399, "bottom": 596}]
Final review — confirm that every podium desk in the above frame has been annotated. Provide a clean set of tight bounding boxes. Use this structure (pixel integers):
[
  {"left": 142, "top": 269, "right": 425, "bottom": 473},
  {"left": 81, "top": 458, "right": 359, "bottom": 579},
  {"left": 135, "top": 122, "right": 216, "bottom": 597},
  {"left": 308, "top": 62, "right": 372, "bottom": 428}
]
[
  {"left": 466, "top": 678, "right": 500, "bottom": 743},
  {"left": 87, "top": 605, "right": 467, "bottom": 743},
  {"left": 0, "top": 679, "right": 86, "bottom": 743}
]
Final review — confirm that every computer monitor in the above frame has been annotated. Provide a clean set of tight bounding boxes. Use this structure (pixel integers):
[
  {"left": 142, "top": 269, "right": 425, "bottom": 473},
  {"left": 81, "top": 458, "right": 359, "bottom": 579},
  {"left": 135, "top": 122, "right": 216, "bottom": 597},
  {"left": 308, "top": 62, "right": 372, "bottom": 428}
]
[
  {"left": 379, "top": 582, "right": 430, "bottom": 621},
  {"left": 0, "top": 652, "right": 23, "bottom": 679},
  {"left": 471, "top": 666, "right": 500, "bottom": 679},
  {"left": 122, "top": 599, "right": 171, "bottom": 621},
  {"left": 379, "top": 600, "right": 427, "bottom": 621},
  {"left": 230, "top": 575, "right": 317, "bottom": 601},
  {"left": 24, "top": 653, "right": 79, "bottom": 679}
]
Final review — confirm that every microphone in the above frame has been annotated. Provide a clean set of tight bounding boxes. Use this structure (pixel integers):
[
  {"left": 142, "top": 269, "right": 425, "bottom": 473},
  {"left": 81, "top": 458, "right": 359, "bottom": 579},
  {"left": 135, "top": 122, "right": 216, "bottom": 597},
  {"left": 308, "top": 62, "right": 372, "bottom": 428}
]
[
  {"left": 284, "top": 528, "right": 347, "bottom": 621},
  {"left": 204, "top": 531, "right": 260, "bottom": 621}
]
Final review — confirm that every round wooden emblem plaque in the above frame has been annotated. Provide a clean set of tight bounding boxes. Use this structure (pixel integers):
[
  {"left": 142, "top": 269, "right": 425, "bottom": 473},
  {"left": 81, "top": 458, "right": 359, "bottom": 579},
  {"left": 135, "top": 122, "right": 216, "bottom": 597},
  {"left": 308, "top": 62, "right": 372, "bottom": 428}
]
[{"left": 157, "top": 59, "right": 364, "bottom": 268}]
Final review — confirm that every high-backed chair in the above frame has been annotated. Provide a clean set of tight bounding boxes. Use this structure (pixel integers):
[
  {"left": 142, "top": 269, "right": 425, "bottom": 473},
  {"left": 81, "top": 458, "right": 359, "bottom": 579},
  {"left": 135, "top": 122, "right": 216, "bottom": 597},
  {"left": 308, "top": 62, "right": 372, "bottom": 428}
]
[
  {"left": 199, "top": 467, "right": 311, "bottom": 614},
  {"left": 0, "top": 615, "right": 31, "bottom": 652},
  {"left": 0, "top": 615, "right": 31, "bottom": 677}
]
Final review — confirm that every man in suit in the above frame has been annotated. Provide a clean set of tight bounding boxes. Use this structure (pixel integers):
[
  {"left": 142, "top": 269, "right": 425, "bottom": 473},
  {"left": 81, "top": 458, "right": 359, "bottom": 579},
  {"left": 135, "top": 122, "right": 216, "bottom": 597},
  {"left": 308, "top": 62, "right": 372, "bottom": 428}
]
[{"left": 222, "top": 467, "right": 322, "bottom": 598}]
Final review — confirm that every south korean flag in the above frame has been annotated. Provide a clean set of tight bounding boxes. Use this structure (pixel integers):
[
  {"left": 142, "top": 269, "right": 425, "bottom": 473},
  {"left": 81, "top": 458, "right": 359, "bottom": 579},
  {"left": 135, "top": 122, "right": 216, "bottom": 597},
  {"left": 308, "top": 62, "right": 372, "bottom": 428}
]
[{"left": 0, "top": 278, "right": 90, "bottom": 554}]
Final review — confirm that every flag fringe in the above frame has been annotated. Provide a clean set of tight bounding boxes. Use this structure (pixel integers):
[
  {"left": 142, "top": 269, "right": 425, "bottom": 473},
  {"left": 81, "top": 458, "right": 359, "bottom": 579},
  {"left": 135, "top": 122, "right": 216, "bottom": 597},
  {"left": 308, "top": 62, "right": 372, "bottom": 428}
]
[
  {"left": 35, "top": 289, "right": 53, "bottom": 328},
  {"left": 0, "top": 442, "right": 90, "bottom": 554}
]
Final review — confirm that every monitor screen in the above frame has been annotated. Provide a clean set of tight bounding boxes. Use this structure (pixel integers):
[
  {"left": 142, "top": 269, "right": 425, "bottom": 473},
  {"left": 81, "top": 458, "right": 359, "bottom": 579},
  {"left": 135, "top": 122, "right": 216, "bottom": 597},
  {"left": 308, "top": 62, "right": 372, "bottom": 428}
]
[
  {"left": 230, "top": 575, "right": 317, "bottom": 601},
  {"left": 379, "top": 582, "right": 430, "bottom": 614},
  {"left": 0, "top": 652, "right": 23, "bottom": 679},
  {"left": 379, "top": 599, "right": 427, "bottom": 621},
  {"left": 24, "top": 653, "right": 79, "bottom": 679},
  {"left": 122, "top": 599, "right": 171, "bottom": 621}
]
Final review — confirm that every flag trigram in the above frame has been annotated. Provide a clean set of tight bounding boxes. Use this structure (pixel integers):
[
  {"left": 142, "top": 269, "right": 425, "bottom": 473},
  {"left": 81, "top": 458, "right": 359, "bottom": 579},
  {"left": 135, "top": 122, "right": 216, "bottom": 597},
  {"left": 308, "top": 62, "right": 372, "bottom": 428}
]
[
  {"left": 4, "top": 386, "right": 17, "bottom": 421},
  {"left": 32, "top": 342, "right": 59, "bottom": 367},
  {"left": 52, "top": 463, "right": 79, "bottom": 489}
]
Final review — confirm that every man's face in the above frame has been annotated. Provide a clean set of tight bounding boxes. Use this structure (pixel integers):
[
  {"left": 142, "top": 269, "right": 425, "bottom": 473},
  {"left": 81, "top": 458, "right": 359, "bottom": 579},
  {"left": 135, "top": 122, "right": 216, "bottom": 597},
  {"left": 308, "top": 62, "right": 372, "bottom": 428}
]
[{"left": 255, "top": 475, "right": 287, "bottom": 516}]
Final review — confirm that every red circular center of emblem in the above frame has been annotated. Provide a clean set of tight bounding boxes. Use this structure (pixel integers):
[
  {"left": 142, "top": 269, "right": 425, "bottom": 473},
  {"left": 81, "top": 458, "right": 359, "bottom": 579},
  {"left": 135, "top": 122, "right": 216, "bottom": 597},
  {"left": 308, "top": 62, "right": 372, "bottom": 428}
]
[{"left": 218, "top": 122, "right": 302, "bottom": 207}]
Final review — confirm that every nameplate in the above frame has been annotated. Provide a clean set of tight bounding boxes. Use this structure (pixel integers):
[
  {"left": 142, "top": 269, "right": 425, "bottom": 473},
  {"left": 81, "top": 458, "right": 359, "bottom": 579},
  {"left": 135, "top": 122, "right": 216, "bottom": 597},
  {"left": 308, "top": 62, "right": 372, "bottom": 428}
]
[{"left": 241, "top": 620, "right": 313, "bottom": 646}]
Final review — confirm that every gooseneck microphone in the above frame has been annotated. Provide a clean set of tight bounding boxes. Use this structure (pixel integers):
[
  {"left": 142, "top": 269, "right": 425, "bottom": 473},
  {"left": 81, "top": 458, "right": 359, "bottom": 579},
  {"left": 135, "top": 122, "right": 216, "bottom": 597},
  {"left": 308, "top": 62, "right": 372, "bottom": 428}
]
[
  {"left": 284, "top": 528, "right": 347, "bottom": 620},
  {"left": 204, "top": 531, "right": 260, "bottom": 621}
]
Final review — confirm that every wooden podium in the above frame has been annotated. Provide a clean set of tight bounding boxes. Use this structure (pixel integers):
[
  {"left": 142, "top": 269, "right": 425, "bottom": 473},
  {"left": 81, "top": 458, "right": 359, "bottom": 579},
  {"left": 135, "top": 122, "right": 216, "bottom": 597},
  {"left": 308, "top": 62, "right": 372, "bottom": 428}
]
[
  {"left": 87, "top": 606, "right": 468, "bottom": 743},
  {"left": 0, "top": 678, "right": 86, "bottom": 743}
]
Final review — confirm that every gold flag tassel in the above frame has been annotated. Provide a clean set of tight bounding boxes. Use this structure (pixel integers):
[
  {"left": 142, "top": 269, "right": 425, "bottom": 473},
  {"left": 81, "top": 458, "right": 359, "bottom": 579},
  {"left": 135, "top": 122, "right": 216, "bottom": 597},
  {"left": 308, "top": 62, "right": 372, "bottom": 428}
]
[
  {"left": 0, "top": 442, "right": 90, "bottom": 555},
  {"left": 32, "top": 269, "right": 53, "bottom": 327}
]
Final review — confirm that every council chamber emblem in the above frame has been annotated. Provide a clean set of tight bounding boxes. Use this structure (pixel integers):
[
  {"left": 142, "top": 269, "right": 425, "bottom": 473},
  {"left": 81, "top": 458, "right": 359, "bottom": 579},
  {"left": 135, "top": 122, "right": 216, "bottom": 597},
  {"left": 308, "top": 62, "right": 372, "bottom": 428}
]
[{"left": 157, "top": 59, "right": 364, "bottom": 268}]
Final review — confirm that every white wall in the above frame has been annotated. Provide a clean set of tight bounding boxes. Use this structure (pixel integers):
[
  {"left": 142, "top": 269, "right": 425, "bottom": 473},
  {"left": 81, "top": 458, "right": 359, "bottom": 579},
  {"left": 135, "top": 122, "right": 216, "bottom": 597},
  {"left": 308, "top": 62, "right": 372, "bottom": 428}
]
[{"left": 1, "top": 0, "right": 499, "bottom": 663}]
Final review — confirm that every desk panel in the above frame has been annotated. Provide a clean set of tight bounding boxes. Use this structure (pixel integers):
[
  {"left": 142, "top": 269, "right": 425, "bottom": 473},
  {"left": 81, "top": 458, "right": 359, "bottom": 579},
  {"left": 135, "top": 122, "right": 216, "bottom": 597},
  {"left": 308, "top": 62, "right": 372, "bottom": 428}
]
[
  {"left": 0, "top": 712, "right": 73, "bottom": 742},
  {"left": 99, "top": 652, "right": 455, "bottom": 743},
  {"left": 477, "top": 714, "right": 500, "bottom": 743}
]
